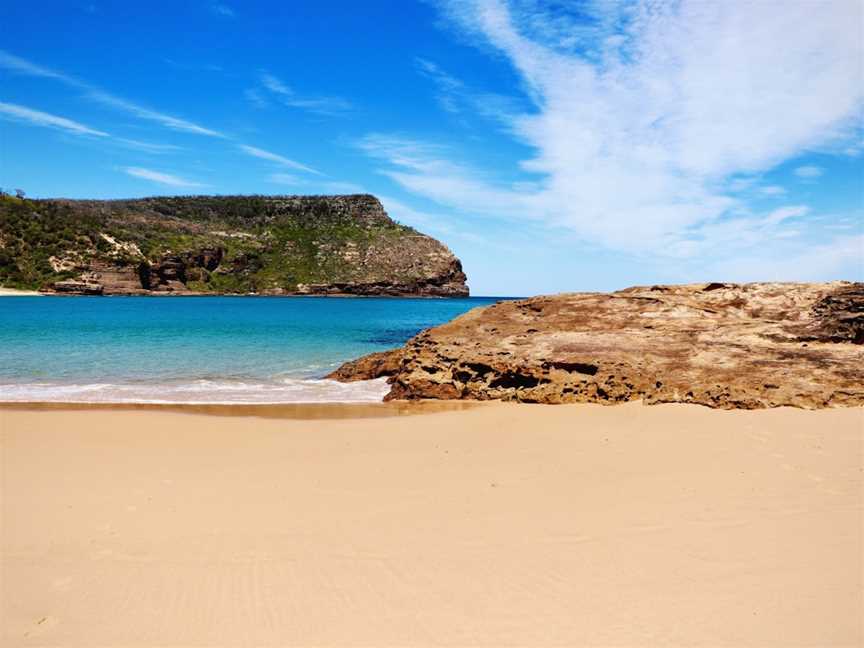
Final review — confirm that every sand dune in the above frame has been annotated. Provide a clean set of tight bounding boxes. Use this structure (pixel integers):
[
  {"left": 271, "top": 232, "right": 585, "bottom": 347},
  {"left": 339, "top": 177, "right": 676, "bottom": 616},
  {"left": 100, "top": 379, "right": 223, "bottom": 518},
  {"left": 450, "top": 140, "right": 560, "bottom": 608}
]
[{"left": 2, "top": 402, "right": 862, "bottom": 646}]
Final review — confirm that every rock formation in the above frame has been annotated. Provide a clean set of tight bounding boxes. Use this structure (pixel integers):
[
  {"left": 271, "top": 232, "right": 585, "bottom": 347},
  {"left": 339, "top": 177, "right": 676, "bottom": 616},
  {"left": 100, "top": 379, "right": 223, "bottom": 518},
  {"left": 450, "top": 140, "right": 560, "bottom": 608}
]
[
  {"left": 325, "top": 349, "right": 403, "bottom": 382},
  {"left": 328, "top": 282, "right": 864, "bottom": 409},
  {"left": 0, "top": 193, "right": 468, "bottom": 296}
]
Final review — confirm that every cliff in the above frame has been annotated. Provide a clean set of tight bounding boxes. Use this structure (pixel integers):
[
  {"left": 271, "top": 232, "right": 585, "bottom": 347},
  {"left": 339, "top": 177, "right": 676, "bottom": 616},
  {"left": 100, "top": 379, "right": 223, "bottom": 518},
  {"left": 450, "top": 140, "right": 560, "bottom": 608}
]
[
  {"left": 327, "top": 282, "right": 864, "bottom": 409},
  {"left": 0, "top": 193, "right": 468, "bottom": 296}
]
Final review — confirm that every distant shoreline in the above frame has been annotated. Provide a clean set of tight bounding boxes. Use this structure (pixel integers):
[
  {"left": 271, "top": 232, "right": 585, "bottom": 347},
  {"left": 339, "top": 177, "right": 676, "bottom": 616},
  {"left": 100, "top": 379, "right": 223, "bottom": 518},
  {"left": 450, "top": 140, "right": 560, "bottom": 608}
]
[
  {"left": 0, "top": 399, "right": 485, "bottom": 419},
  {"left": 0, "top": 287, "right": 42, "bottom": 296},
  {"left": 2, "top": 289, "right": 511, "bottom": 299}
]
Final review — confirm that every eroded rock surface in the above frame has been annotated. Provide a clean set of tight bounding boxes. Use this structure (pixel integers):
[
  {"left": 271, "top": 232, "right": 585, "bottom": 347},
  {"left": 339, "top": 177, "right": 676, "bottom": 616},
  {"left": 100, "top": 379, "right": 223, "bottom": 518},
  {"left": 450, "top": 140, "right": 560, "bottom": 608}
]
[
  {"left": 330, "top": 282, "right": 864, "bottom": 409},
  {"left": 325, "top": 349, "right": 403, "bottom": 382}
]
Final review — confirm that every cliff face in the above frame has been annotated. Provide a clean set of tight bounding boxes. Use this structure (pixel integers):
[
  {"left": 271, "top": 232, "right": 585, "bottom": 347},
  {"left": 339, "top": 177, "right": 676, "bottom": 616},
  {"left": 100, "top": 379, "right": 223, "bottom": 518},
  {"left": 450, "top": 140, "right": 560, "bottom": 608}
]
[
  {"left": 0, "top": 194, "right": 468, "bottom": 296},
  {"left": 328, "top": 282, "right": 864, "bottom": 409}
]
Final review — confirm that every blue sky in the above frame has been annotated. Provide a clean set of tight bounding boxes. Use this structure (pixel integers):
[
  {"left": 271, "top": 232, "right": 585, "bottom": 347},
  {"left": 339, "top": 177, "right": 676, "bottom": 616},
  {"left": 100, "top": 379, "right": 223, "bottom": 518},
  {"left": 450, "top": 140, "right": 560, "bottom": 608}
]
[{"left": 1, "top": 0, "right": 862, "bottom": 296}]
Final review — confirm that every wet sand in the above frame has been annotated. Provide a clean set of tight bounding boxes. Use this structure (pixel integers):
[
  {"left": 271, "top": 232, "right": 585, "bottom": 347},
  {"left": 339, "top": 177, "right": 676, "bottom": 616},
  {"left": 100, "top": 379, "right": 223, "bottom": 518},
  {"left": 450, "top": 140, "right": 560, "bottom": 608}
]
[{"left": 2, "top": 402, "right": 862, "bottom": 646}]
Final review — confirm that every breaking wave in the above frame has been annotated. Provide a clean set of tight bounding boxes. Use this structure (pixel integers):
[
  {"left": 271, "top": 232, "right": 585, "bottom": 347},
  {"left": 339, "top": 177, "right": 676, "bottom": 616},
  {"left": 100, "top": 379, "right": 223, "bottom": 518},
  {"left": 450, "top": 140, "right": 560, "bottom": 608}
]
[{"left": 0, "top": 377, "right": 390, "bottom": 404}]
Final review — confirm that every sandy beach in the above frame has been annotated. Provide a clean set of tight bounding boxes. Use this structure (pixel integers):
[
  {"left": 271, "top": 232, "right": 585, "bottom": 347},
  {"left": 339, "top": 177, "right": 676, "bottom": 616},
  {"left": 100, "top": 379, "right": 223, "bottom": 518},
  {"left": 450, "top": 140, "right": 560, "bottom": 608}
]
[
  {"left": 0, "top": 287, "right": 42, "bottom": 296},
  {"left": 2, "top": 402, "right": 862, "bottom": 647}
]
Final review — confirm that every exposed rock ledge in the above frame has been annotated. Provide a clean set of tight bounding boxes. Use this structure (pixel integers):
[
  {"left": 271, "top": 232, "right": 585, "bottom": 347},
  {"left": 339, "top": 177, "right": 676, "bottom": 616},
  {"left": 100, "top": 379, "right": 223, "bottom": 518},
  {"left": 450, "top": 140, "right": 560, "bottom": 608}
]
[{"left": 327, "top": 282, "right": 864, "bottom": 409}]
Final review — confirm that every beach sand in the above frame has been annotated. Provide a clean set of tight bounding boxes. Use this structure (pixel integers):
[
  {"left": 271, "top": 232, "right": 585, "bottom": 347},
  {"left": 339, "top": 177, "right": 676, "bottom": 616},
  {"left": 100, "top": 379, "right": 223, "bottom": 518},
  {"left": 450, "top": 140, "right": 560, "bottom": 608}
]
[
  {"left": 2, "top": 402, "right": 861, "bottom": 647},
  {"left": 0, "top": 287, "right": 42, "bottom": 296}
]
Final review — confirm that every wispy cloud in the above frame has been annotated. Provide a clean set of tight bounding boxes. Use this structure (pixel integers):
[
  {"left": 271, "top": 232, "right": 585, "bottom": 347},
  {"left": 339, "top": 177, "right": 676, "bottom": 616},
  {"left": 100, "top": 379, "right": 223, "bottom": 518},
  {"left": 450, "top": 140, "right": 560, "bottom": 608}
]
[
  {"left": 0, "top": 100, "right": 186, "bottom": 156},
  {"left": 0, "top": 101, "right": 108, "bottom": 137},
  {"left": 123, "top": 167, "right": 206, "bottom": 188},
  {"left": 760, "top": 185, "right": 787, "bottom": 197},
  {"left": 0, "top": 50, "right": 225, "bottom": 138},
  {"left": 794, "top": 165, "right": 824, "bottom": 179},
  {"left": 364, "top": 0, "right": 863, "bottom": 275},
  {"left": 211, "top": 3, "right": 235, "bottom": 17},
  {"left": 0, "top": 50, "right": 76, "bottom": 82},
  {"left": 87, "top": 90, "right": 224, "bottom": 137},
  {"left": 763, "top": 205, "right": 809, "bottom": 227},
  {"left": 357, "top": 134, "right": 538, "bottom": 220},
  {"left": 261, "top": 73, "right": 291, "bottom": 96},
  {"left": 415, "top": 58, "right": 465, "bottom": 114},
  {"left": 255, "top": 72, "right": 352, "bottom": 116},
  {"left": 238, "top": 144, "right": 321, "bottom": 174},
  {"left": 268, "top": 173, "right": 304, "bottom": 185},
  {"left": 414, "top": 57, "right": 524, "bottom": 123},
  {"left": 115, "top": 138, "right": 183, "bottom": 154},
  {"left": 244, "top": 88, "right": 268, "bottom": 108}
]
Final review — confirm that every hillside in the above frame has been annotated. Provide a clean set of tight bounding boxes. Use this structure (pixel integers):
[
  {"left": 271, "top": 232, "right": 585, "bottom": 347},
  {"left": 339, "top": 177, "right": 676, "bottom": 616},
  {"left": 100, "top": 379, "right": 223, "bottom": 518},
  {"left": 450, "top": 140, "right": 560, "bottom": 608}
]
[{"left": 0, "top": 193, "right": 468, "bottom": 296}]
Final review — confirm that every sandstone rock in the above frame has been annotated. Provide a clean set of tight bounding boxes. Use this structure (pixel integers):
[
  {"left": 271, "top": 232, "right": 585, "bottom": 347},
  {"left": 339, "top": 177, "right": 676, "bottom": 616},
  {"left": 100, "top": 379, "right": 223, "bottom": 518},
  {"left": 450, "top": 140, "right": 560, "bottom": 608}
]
[
  {"left": 85, "top": 262, "right": 151, "bottom": 295},
  {"left": 325, "top": 349, "right": 403, "bottom": 382},
  {"left": 333, "top": 282, "right": 864, "bottom": 409},
  {"left": 51, "top": 279, "right": 104, "bottom": 295}
]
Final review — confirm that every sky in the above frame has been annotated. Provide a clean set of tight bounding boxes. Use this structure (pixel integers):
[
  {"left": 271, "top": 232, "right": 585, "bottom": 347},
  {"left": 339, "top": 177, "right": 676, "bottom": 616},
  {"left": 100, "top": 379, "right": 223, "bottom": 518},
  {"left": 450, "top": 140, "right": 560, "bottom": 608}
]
[{"left": 0, "top": 0, "right": 862, "bottom": 296}]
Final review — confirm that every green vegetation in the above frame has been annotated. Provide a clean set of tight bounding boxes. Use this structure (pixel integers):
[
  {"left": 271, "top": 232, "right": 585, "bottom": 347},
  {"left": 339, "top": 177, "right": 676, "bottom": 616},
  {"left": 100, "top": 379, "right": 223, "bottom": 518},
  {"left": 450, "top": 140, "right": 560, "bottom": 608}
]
[{"left": 0, "top": 193, "right": 430, "bottom": 292}]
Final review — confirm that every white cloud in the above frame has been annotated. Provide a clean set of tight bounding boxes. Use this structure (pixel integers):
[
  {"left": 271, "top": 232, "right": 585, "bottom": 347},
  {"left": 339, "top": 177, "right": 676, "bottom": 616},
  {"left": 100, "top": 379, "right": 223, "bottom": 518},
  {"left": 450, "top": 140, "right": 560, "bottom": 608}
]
[
  {"left": 238, "top": 144, "right": 320, "bottom": 175},
  {"left": 0, "top": 50, "right": 76, "bottom": 82},
  {"left": 87, "top": 91, "right": 224, "bottom": 138},
  {"left": 379, "top": 194, "right": 489, "bottom": 246},
  {"left": 371, "top": 0, "right": 863, "bottom": 267},
  {"left": 358, "top": 134, "right": 539, "bottom": 221},
  {"left": 763, "top": 205, "right": 809, "bottom": 226},
  {"left": 257, "top": 72, "right": 352, "bottom": 116},
  {"left": 123, "top": 167, "right": 206, "bottom": 188},
  {"left": 760, "top": 185, "right": 787, "bottom": 196},
  {"left": 0, "top": 100, "right": 187, "bottom": 155},
  {"left": 261, "top": 73, "right": 291, "bottom": 96},
  {"left": 114, "top": 138, "right": 183, "bottom": 153},
  {"left": 0, "top": 50, "right": 225, "bottom": 138},
  {"left": 0, "top": 101, "right": 108, "bottom": 137},
  {"left": 416, "top": 58, "right": 465, "bottom": 114},
  {"left": 794, "top": 165, "right": 824, "bottom": 179}
]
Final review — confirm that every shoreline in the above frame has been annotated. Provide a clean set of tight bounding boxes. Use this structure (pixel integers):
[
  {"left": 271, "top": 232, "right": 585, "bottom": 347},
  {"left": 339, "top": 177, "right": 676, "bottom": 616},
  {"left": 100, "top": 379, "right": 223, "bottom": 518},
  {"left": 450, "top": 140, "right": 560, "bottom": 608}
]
[
  {"left": 2, "top": 401, "right": 861, "bottom": 645},
  {"left": 0, "top": 287, "right": 42, "bottom": 296},
  {"left": 0, "top": 399, "right": 487, "bottom": 419},
  {"left": 2, "top": 398, "right": 863, "bottom": 416},
  {"left": 5, "top": 291, "right": 487, "bottom": 299}
]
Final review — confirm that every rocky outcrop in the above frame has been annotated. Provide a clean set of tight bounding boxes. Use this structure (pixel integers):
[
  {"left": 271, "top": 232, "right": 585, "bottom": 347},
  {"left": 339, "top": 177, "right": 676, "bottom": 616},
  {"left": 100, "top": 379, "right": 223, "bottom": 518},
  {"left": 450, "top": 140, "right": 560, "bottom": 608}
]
[
  {"left": 329, "top": 282, "right": 864, "bottom": 409},
  {"left": 296, "top": 258, "right": 468, "bottom": 297},
  {"left": 325, "top": 349, "right": 403, "bottom": 382},
  {"left": 52, "top": 279, "right": 104, "bottom": 295},
  {"left": 1, "top": 194, "right": 469, "bottom": 297}
]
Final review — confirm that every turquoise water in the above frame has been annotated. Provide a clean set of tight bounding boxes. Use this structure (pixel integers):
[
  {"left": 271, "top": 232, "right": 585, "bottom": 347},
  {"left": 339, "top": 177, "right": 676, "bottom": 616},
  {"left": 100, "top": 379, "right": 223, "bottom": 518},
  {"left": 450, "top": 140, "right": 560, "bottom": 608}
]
[{"left": 0, "top": 296, "right": 504, "bottom": 402}]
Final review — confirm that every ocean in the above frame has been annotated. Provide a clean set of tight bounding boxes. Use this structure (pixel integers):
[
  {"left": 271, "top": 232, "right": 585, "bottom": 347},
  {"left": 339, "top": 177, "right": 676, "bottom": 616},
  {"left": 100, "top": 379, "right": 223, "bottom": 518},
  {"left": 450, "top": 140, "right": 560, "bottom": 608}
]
[{"left": 0, "top": 296, "right": 505, "bottom": 403}]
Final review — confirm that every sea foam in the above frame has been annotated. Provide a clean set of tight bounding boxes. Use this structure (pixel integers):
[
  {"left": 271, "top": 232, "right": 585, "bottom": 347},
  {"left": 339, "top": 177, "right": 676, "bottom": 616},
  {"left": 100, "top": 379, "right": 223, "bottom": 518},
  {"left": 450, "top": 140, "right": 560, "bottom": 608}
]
[{"left": 0, "top": 377, "right": 390, "bottom": 404}]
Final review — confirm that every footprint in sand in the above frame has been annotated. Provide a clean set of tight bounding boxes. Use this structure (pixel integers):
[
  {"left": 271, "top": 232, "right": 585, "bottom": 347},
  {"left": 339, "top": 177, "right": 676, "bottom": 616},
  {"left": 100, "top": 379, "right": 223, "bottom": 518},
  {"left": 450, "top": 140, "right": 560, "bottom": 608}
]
[{"left": 23, "top": 615, "right": 59, "bottom": 638}]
